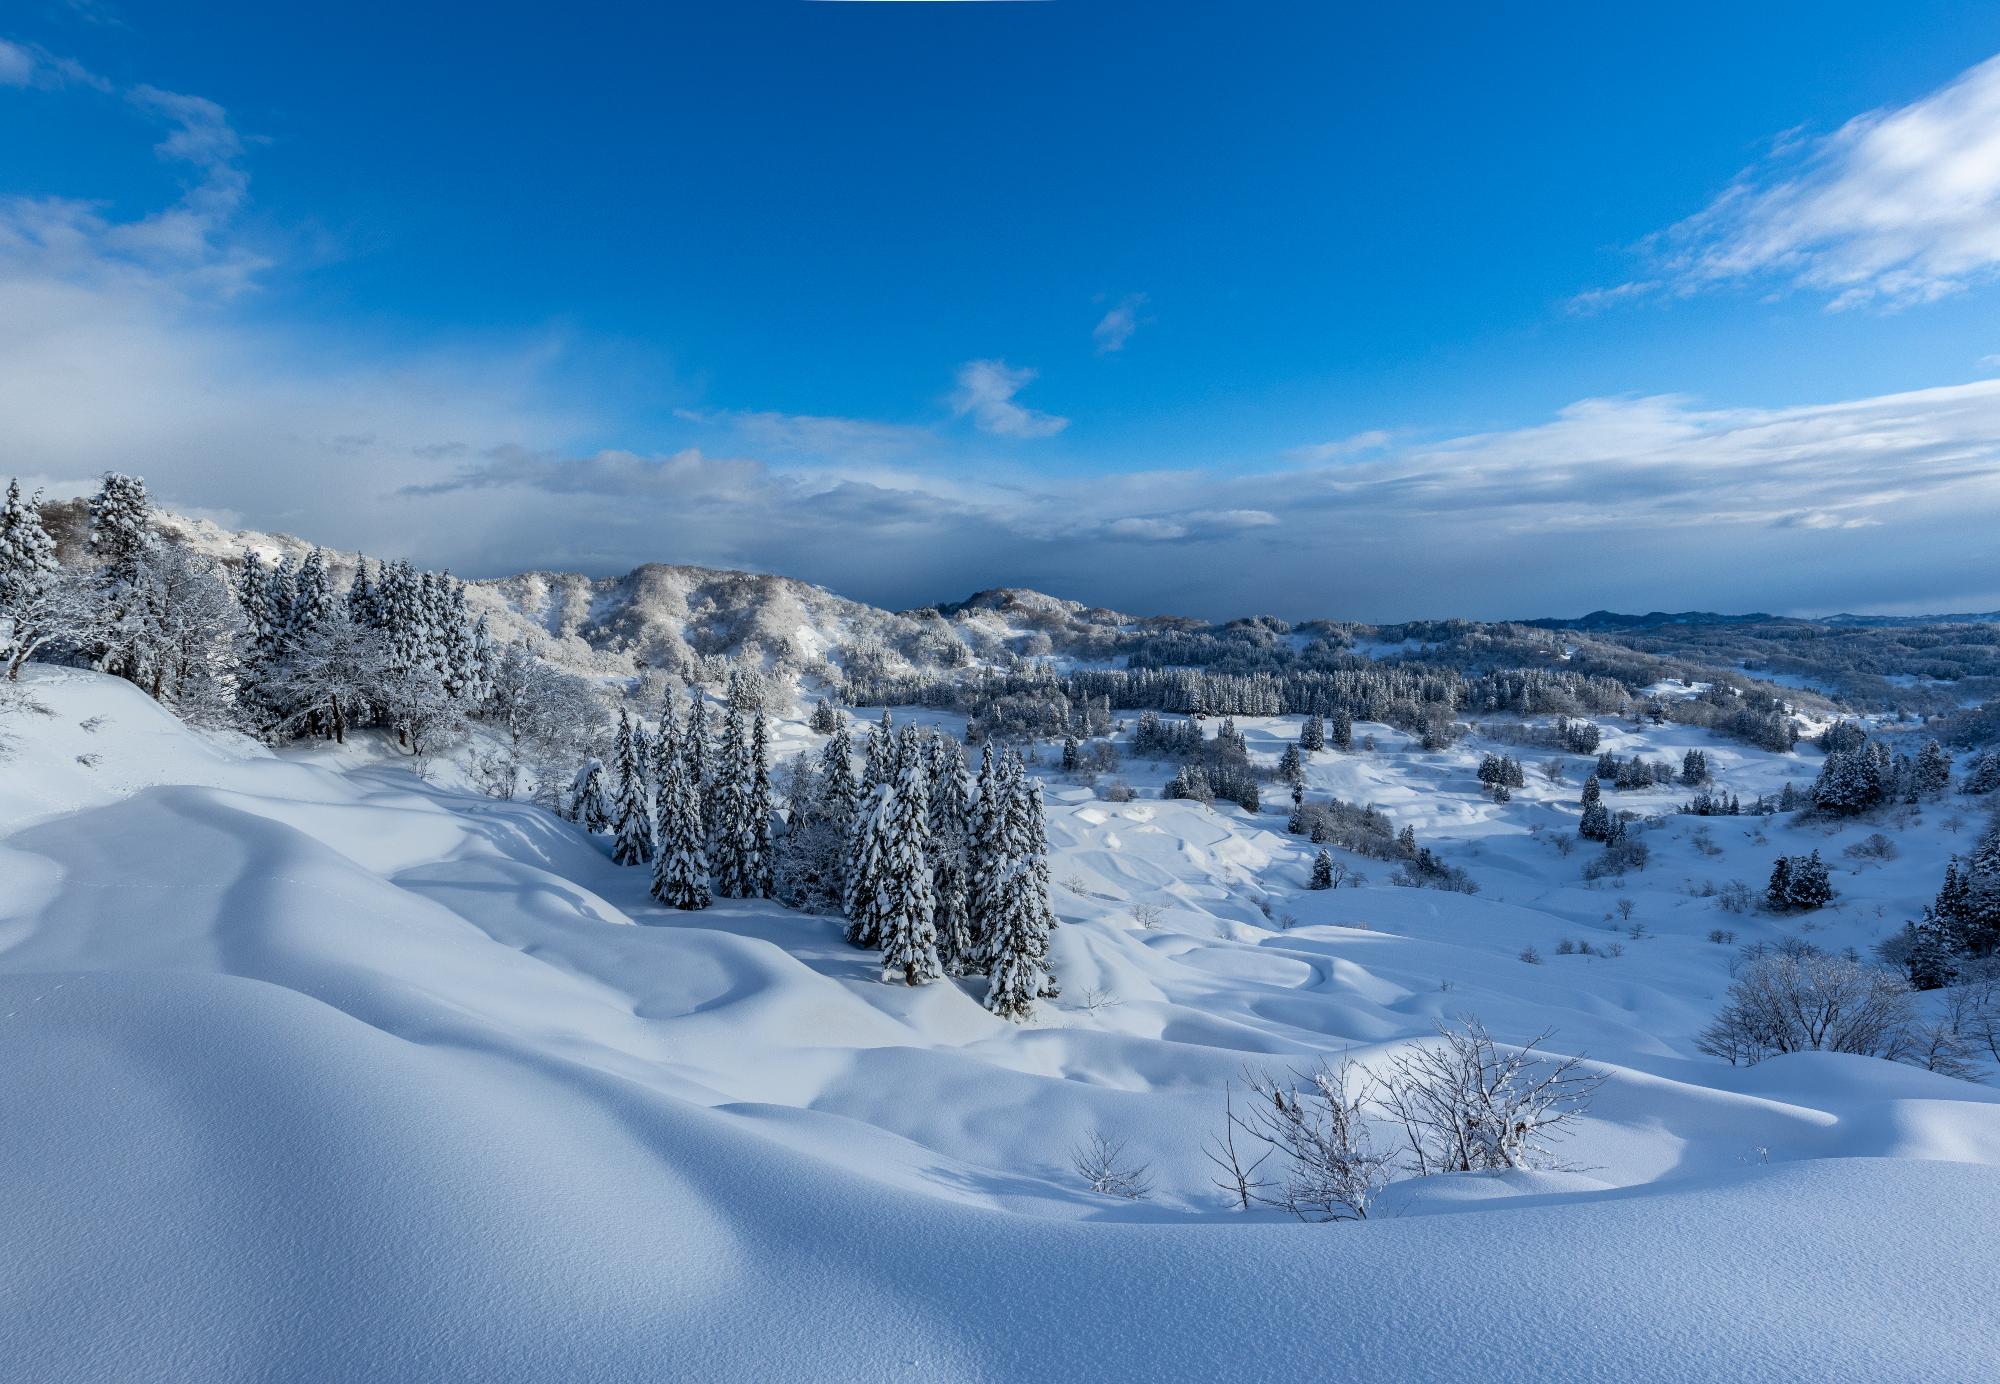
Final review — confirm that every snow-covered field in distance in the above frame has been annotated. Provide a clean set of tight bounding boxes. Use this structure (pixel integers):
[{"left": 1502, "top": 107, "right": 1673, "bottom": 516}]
[{"left": 2, "top": 668, "right": 1996, "bottom": 1381}]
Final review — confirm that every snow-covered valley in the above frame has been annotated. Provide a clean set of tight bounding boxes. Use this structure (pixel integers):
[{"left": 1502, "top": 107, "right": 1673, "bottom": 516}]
[{"left": 5, "top": 664, "right": 1997, "bottom": 1381}]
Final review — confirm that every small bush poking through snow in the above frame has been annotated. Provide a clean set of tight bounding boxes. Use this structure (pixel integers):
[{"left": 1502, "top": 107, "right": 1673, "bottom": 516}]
[
  {"left": 1224, "top": 1021, "right": 1604, "bottom": 1221},
  {"left": 1070, "top": 1129, "right": 1154, "bottom": 1200}
]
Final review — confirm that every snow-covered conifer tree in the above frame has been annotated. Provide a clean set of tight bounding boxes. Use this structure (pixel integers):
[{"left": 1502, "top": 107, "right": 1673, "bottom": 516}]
[
  {"left": 925, "top": 733, "right": 975, "bottom": 973},
  {"left": 610, "top": 710, "right": 655, "bottom": 865},
  {"left": 651, "top": 744, "right": 711, "bottom": 910},
  {"left": 965, "top": 743, "right": 1005, "bottom": 963},
  {"left": 1309, "top": 848, "right": 1334, "bottom": 889},
  {"left": 684, "top": 687, "right": 710, "bottom": 800},
  {"left": 1300, "top": 715, "right": 1325, "bottom": 754},
  {"left": 1579, "top": 775, "right": 1613, "bottom": 842},
  {"left": 571, "top": 757, "right": 613, "bottom": 832},
  {"left": 345, "top": 559, "right": 378, "bottom": 629},
  {"left": 1912, "top": 740, "right": 1951, "bottom": 800},
  {"left": 875, "top": 763, "right": 943, "bottom": 986},
  {"left": 710, "top": 701, "right": 755, "bottom": 897},
  {"left": 292, "top": 548, "right": 334, "bottom": 640},
  {"left": 0, "top": 480, "right": 60, "bottom": 610},
  {"left": 843, "top": 782, "right": 892, "bottom": 948},
  {"left": 745, "top": 708, "right": 776, "bottom": 898},
  {"left": 87, "top": 473, "right": 152, "bottom": 583},
  {"left": 861, "top": 708, "right": 894, "bottom": 797}
]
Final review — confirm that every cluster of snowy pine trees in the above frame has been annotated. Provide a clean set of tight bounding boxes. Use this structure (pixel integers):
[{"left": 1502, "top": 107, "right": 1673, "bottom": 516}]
[
  {"left": 573, "top": 700, "right": 1058, "bottom": 1019},
  {"left": 1809, "top": 728, "right": 1951, "bottom": 817},
  {"left": 839, "top": 713, "right": 1056, "bottom": 1016},
  {"left": 0, "top": 470, "right": 512, "bottom": 757},
  {"left": 1901, "top": 815, "right": 2000, "bottom": 988},
  {"left": 237, "top": 545, "right": 494, "bottom": 746},
  {"left": 570, "top": 677, "right": 779, "bottom": 911}
]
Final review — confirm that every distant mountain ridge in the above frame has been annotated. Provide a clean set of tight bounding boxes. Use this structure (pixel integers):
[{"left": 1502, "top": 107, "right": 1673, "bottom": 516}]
[{"left": 1524, "top": 609, "right": 2000, "bottom": 631}]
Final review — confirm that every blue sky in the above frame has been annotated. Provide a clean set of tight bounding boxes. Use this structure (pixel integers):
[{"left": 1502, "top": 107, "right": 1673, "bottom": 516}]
[{"left": 5, "top": 2, "right": 2000, "bottom": 619}]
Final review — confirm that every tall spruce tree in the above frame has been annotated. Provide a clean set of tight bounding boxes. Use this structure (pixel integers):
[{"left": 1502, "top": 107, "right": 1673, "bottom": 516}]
[
  {"left": 874, "top": 763, "right": 943, "bottom": 986},
  {"left": 87, "top": 473, "right": 152, "bottom": 584},
  {"left": 683, "top": 687, "right": 710, "bottom": 806},
  {"left": 710, "top": 700, "right": 755, "bottom": 897},
  {"left": 925, "top": 733, "right": 975, "bottom": 973},
  {"left": 1309, "top": 848, "right": 1335, "bottom": 890},
  {"left": 966, "top": 743, "right": 1006, "bottom": 963},
  {"left": 0, "top": 480, "right": 59, "bottom": 610},
  {"left": 1579, "top": 774, "right": 1613, "bottom": 842},
  {"left": 745, "top": 708, "right": 777, "bottom": 898},
  {"left": 610, "top": 709, "right": 655, "bottom": 866},
  {"left": 571, "top": 757, "right": 612, "bottom": 832},
  {"left": 861, "top": 708, "right": 894, "bottom": 797},
  {"left": 843, "top": 782, "right": 893, "bottom": 948},
  {"left": 651, "top": 742, "right": 711, "bottom": 911}
]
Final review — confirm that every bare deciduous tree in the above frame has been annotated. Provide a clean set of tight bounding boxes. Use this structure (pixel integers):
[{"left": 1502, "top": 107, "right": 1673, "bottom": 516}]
[{"left": 1696, "top": 952, "right": 1914, "bottom": 1066}]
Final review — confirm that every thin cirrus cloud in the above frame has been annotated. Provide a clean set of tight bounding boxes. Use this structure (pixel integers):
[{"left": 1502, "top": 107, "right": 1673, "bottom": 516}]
[
  {"left": 1286, "top": 429, "right": 1393, "bottom": 464},
  {"left": 948, "top": 358, "right": 1069, "bottom": 438},
  {"left": 1582, "top": 50, "right": 2000, "bottom": 312},
  {"left": 1092, "top": 292, "right": 1148, "bottom": 354}
]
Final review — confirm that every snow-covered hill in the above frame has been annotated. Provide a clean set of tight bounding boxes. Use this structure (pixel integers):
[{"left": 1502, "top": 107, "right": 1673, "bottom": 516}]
[
  {"left": 3, "top": 667, "right": 1996, "bottom": 1379},
  {"left": 149, "top": 508, "right": 1148, "bottom": 687}
]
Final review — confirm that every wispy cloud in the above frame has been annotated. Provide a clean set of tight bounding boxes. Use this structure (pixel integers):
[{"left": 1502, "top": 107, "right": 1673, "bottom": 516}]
[
  {"left": 0, "top": 38, "right": 31, "bottom": 85},
  {"left": 1286, "top": 429, "right": 1392, "bottom": 463},
  {"left": 948, "top": 358, "right": 1068, "bottom": 438},
  {"left": 673, "top": 407, "right": 933, "bottom": 461},
  {"left": 0, "top": 51, "right": 263, "bottom": 297},
  {"left": 1586, "top": 51, "right": 2000, "bottom": 311},
  {"left": 1092, "top": 292, "right": 1147, "bottom": 354}
]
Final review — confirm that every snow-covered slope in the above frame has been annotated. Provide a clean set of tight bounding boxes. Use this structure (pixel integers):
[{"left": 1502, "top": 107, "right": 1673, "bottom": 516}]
[{"left": 3, "top": 668, "right": 1996, "bottom": 1379}]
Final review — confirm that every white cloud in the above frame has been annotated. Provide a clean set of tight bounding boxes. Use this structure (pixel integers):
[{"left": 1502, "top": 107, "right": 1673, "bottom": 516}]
[
  {"left": 1287, "top": 429, "right": 1392, "bottom": 463},
  {"left": 1599, "top": 51, "right": 2000, "bottom": 310},
  {"left": 1092, "top": 292, "right": 1147, "bottom": 354},
  {"left": 673, "top": 407, "right": 933, "bottom": 461},
  {"left": 0, "top": 39, "right": 33, "bottom": 85},
  {"left": 948, "top": 358, "right": 1068, "bottom": 438}
]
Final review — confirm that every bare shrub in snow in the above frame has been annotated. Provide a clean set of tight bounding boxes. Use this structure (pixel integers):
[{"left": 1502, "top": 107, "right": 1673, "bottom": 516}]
[
  {"left": 1906, "top": 1017, "right": 1983, "bottom": 1080},
  {"left": 1076, "top": 986, "right": 1122, "bottom": 1015},
  {"left": 1582, "top": 837, "right": 1649, "bottom": 880},
  {"left": 1129, "top": 901, "right": 1163, "bottom": 930},
  {"left": 1070, "top": 1129, "right": 1153, "bottom": 1200},
  {"left": 1204, "top": 1084, "right": 1276, "bottom": 1210},
  {"left": 1844, "top": 832, "right": 1899, "bottom": 863},
  {"left": 1100, "top": 778, "right": 1136, "bottom": 803},
  {"left": 1380, "top": 1021, "right": 1604, "bottom": 1176},
  {"left": 1716, "top": 880, "right": 1756, "bottom": 913},
  {"left": 1696, "top": 952, "right": 1915, "bottom": 1066},
  {"left": 1519, "top": 945, "right": 1542, "bottom": 964},
  {"left": 1234, "top": 1058, "right": 1396, "bottom": 1221}
]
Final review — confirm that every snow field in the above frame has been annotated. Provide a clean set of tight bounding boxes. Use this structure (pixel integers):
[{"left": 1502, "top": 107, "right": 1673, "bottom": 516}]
[{"left": 2, "top": 669, "right": 1996, "bottom": 1380}]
